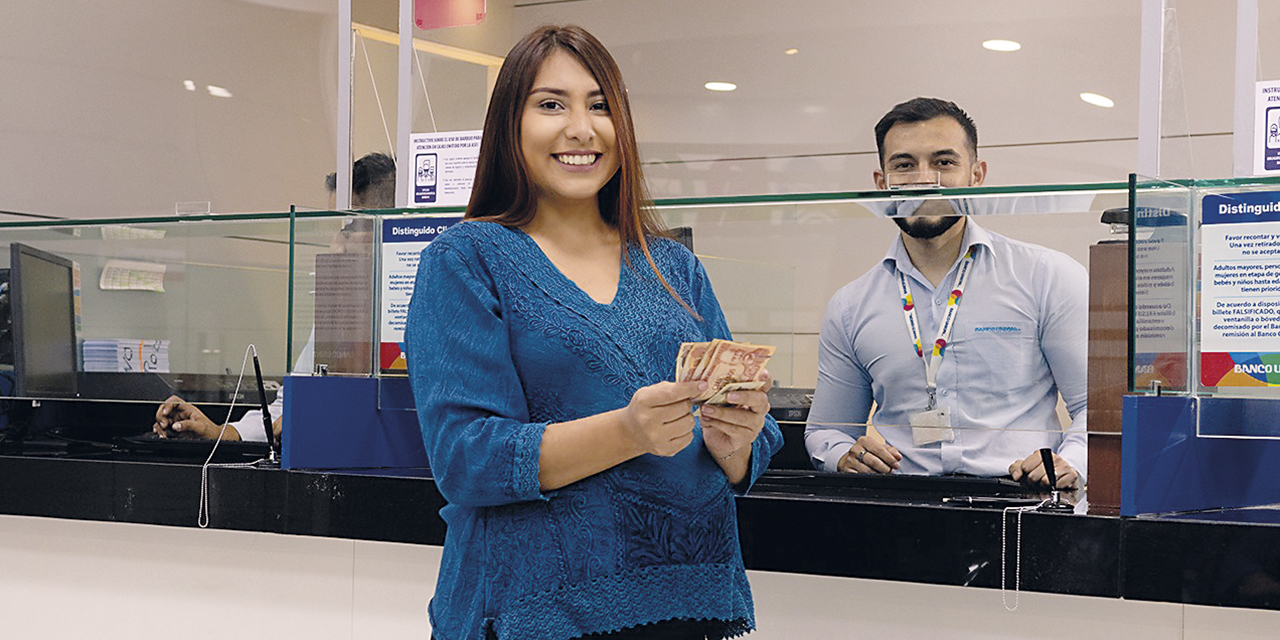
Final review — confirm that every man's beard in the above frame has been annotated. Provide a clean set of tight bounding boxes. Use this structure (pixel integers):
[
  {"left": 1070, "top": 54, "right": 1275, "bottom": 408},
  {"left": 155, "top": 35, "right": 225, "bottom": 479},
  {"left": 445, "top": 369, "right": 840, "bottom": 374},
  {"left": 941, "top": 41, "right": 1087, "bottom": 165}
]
[{"left": 893, "top": 215, "right": 962, "bottom": 240}]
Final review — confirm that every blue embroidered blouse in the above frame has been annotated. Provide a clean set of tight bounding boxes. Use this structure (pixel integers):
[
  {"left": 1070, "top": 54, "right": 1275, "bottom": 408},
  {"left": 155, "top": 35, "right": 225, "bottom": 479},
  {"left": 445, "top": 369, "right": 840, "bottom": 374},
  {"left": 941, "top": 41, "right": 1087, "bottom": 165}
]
[{"left": 405, "top": 221, "right": 782, "bottom": 640}]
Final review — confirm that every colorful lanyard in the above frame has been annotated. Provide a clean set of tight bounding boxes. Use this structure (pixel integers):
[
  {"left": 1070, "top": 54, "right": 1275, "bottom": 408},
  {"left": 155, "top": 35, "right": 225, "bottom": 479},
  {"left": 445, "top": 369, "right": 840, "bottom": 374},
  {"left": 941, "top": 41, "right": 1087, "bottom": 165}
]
[{"left": 897, "top": 247, "right": 976, "bottom": 410}]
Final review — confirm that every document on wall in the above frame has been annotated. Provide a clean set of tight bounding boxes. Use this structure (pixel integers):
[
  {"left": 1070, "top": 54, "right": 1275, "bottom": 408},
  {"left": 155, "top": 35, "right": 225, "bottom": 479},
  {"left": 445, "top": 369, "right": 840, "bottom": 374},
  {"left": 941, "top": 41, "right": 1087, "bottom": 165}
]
[
  {"left": 378, "top": 216, "right": 463, "bottom": 371},
  {"left": 1200, "top": 190, "right": 1280, "bottom": 387},
  {"left": 99, "top": 259, "right": 166, "bottom": 292},
  {"left": 406, "top": 130, "right": 482, "bottom": 207}
]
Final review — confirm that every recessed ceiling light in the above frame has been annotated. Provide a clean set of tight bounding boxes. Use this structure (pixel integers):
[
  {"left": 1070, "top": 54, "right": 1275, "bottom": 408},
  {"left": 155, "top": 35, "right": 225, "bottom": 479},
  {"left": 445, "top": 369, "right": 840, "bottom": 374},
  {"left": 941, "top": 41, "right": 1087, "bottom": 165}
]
[
  {"left": 183, "top": 80, "right": 196, "bottom": 91},
  {"left": 206, "top": 85, "right": 233, "bottom": 98},
  {"left": 982, "top": 39, "right": 1022, "bottom": 52},
  {"left": 784, "top": 48, "right": 799, "bottom": 55},
  {"left": 1080, "top": 92, "right": 1115, "bottom": 108},
  {"left": 704, "top": 82, "right": 737, "bottom": 92}
]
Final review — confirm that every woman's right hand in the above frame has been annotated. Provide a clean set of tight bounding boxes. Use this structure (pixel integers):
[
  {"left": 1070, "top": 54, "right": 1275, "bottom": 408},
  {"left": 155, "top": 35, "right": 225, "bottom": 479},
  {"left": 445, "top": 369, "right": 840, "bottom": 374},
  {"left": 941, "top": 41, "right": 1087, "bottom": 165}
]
[{"left": 619, "top": 380, "right": 706, "bottom": 457}]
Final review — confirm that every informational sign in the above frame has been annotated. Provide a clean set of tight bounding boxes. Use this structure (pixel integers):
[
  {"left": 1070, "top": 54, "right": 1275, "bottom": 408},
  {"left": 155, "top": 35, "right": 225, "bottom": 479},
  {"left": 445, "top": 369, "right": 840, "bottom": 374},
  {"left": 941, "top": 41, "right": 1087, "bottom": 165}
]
[
  {"left": 1255, "top": 81, "right": 1280, "bottom": 175},
  {"left": 378, "top": 216, "right": 463, "bottom": 370},
  {"left": 1132, "top": 204, "right": 1190, "bottom": 391},
  {"left": 407, "top": 130, "right": 481, "bottom": 207},
  {"left": 315, "top": 253, "right": 374, "bottom": 375},
  {"left": 1200, "top": 190, "right": 1280, "bottom": 387},
  {"left": 415, "top": 0, "right": 486, "bottom": 30}
]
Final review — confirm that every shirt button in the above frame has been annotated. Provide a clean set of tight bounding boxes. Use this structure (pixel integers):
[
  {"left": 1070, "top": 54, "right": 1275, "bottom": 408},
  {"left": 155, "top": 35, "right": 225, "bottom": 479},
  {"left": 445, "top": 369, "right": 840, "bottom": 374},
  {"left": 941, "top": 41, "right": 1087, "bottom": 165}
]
[
  {"left": 935, "top": 298, "right": 943, "bottom": 306},
  {"left": 941, "top": 389, "right": 950, "bottom": 396}
]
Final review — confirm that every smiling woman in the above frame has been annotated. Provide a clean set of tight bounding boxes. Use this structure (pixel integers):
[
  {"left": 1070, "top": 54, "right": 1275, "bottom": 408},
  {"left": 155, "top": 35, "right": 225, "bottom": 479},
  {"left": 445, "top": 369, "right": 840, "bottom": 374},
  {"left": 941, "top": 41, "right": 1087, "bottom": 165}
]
[{"left": 405, "top": 24, "right": 782, "bottom": 640}]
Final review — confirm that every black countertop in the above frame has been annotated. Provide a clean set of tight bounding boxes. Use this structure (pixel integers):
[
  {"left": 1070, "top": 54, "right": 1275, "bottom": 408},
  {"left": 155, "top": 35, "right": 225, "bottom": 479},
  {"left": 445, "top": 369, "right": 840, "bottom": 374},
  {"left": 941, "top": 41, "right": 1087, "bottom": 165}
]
[{"left": 3, "top": 452, "right": 1280, "bottom": 611}]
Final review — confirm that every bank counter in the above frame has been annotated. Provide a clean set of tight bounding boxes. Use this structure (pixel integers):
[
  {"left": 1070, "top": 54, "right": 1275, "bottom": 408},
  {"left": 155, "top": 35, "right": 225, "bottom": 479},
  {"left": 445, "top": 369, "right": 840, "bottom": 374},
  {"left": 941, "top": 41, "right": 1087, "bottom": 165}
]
[{"left": 5, "top": 182, "right": 1280, "bottom": 638}]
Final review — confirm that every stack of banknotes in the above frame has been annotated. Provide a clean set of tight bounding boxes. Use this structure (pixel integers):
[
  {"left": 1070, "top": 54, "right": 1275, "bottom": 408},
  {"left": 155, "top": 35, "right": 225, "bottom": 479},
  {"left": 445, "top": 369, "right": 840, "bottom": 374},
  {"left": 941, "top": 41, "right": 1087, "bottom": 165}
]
[{"left": 676, "top": 339, "right": 775, "bottom": 405}]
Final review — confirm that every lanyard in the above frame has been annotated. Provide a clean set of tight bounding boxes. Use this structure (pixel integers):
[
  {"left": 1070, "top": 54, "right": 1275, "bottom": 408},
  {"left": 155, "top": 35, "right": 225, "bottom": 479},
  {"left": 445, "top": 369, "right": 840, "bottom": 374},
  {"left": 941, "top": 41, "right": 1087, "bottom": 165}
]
[{"left": 897, "top": 247, "right": 976, "bottom": 410}]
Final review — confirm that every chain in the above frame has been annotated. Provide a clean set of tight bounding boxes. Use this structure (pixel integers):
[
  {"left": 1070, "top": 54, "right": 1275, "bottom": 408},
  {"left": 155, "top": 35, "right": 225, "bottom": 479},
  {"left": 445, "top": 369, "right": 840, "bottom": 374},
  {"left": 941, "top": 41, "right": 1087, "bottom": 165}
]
[
  {"left": 1001, "top": 500, "right": 1047, "bottom": 611},
  {"left": 197, "top": 345, "right": 269, "bottom": 528}
]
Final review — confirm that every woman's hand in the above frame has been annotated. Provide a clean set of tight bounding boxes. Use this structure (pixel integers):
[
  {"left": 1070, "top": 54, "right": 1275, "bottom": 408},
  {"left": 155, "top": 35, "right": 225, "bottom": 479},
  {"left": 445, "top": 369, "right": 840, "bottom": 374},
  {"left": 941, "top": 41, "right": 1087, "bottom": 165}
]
[
  {"left": 700, "top": 370, "right": 772, "bottom": 467},
  {"left": 618, "top": 380, "right": 706, "bottom": 457}
]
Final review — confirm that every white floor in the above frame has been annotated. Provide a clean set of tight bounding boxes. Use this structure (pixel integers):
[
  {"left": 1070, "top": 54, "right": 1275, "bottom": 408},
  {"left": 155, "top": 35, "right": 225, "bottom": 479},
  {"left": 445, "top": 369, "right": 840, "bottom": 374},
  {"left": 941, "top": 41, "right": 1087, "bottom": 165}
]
[{"left": 1, "top": 514, "right": 1277, "bottom": 639}]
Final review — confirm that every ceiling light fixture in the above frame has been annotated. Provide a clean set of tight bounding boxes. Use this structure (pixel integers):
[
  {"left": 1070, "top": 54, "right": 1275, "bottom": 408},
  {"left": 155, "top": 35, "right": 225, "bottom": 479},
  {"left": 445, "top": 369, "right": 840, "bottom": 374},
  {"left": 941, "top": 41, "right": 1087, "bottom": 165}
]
[
  {"left": 785, "top": 48, "right": 799, "bottom": 55},
  {"left": 704, "top": 81, "right": 737, "bottom": 92},
  {"left": 982, "top": 39, "right": 1022, "bottom": 52},
  {"left": 1080, "top": 92, "right": 1115, "bottom": 108},
  {"left": 183, "top": 80, "right": 196, "bottom": 91},
  {"left": 206, "top": 85, "right": 233, "bottom": 98}
]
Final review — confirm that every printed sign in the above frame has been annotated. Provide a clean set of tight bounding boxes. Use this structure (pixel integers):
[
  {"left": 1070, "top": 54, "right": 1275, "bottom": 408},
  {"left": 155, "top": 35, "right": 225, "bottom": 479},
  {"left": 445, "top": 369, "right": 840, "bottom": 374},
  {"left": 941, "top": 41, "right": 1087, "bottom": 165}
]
[
  {"left": 379, "top": 216, "right": 463, "bottom": 370},
  {"left": 1200, "top": 190, "right": 1280, "bottom": 387},
  {"left": 1132, "top": 204, "right": 1191, "bottom": 391},
  {"left": 1256, "top": 81, "right": 1280, "bottom": 175},
  {"left": 407, "top": 130, "right": 481, "bottom": 207}
]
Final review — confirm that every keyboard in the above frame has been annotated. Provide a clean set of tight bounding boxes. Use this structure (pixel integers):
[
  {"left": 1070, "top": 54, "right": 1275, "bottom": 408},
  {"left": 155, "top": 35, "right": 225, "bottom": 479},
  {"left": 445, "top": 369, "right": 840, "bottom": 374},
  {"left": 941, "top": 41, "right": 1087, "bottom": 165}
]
[{"left": 117, "top": 432, "right": 270, "bottom": 458}]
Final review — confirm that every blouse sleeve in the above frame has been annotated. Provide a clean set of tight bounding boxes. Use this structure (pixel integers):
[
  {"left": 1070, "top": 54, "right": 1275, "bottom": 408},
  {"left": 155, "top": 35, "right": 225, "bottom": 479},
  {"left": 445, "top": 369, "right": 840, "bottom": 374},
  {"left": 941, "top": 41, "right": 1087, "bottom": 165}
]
[
  {"left": 406, "top": 239, "right": 550, "bottom": 508},
  {"left": 687, "top": 256, "right": 783, "bottom": 494}
]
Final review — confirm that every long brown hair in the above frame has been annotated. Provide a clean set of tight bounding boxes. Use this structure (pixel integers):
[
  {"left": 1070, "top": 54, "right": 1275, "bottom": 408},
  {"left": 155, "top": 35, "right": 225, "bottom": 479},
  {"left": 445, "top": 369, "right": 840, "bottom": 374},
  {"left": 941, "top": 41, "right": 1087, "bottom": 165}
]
[{"left": 466, "top": 25, "right": 694, "bottom": 316}]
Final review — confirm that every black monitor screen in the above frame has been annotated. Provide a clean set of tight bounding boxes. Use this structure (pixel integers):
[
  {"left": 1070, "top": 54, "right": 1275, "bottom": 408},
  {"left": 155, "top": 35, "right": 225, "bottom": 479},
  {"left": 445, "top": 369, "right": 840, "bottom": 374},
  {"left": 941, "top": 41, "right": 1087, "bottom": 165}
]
[{"left": 10, "top": 243, "right": 78, "bottom": 398}]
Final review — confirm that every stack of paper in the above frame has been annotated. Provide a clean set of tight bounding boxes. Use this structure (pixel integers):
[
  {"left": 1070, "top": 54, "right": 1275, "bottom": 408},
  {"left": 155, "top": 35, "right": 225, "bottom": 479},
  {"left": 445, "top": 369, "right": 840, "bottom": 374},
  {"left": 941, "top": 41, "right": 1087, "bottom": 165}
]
[{"left": 81, "top": 339, "right": 170, "bottom": 373}]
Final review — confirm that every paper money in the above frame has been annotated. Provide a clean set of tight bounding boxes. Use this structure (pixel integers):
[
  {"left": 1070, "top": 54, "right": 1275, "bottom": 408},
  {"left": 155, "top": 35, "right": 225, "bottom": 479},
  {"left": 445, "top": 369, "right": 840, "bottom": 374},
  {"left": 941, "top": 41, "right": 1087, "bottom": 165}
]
[{"left": 676, "top": 339, "right": 774, "bottom": 405}]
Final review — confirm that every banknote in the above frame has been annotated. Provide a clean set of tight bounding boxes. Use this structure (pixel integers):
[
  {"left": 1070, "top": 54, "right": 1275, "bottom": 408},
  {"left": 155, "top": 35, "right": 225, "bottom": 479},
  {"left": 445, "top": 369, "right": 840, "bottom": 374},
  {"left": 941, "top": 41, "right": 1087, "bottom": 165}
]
[{"left": 676, "top": 339, "right": 774, "bottom": 405}]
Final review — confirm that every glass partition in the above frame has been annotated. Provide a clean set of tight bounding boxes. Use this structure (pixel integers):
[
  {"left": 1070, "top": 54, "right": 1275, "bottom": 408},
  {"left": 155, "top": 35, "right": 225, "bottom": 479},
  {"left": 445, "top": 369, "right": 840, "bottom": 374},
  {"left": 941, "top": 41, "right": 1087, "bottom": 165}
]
[
  {"left": 0, "top": 210, "right": 363, "bottom": 406},
  {"left": 1128, "top": 175, "right": 1280, "bottom": 440},
  {"left": 284, "top": 184, "right": 1126, "bottom": 446},
  {"left": 654, "top": 183, "right": 1127, "bottom": 473},
  {"left": 1129, "top": 175, "right": 1194, "bottom": 395},
  {"left": 0, "top": 184, "right": 1128, "bottom": 483}
]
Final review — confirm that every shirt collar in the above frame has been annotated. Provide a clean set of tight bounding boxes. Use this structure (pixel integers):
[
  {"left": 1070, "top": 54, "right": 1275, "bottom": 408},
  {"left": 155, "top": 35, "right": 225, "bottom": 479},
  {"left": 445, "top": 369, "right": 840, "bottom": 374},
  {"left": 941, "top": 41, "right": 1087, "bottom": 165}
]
[{"left": 881, "top": 216, "right": 995, "bottom": 279}]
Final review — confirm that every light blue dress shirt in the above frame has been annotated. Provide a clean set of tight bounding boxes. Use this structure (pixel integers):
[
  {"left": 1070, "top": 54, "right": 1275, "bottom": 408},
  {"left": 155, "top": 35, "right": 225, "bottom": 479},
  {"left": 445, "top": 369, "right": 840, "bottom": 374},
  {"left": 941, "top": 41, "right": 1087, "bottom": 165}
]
[{"left": 804, "top": 218, "right": 1089, "bottom": 481}]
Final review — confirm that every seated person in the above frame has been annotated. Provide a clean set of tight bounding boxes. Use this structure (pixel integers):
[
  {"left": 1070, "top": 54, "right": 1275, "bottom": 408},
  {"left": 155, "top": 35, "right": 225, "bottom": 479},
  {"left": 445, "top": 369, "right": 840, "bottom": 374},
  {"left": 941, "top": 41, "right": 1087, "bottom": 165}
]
[
  {"left": 803, "top": 97, "right": 1087, "bottom": 489},
  {"left": 152, "top": 152, "right": 395, "bottom": 441}
]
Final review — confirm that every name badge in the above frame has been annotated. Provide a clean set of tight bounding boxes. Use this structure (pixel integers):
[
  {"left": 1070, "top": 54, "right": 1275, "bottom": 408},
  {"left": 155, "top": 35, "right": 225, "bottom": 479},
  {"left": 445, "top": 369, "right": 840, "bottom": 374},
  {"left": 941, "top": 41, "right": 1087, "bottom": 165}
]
[{"left": 910, "top": 407, "right": 954, "bottom": 446}]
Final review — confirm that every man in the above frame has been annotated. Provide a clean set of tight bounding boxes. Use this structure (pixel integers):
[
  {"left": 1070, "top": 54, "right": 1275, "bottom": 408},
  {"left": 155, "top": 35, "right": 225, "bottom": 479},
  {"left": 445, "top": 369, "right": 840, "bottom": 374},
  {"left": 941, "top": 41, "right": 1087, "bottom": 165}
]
[
  {"left": 152, "top": 152, "right": 395, "bottom": 441},
  {"left": 804, "top": 97, "right": 1087, "bottom": 488}
]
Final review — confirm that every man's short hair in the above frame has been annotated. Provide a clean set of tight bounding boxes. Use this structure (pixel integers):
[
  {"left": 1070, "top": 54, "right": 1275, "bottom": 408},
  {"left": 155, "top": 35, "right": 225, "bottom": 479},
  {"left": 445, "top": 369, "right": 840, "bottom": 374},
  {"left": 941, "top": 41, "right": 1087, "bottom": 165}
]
[
  {"left": 324, "top": 152, "right": 397, "bottom": 208},
  {"left": 874, "top": 97, "right": 978, "bottom": 165}
]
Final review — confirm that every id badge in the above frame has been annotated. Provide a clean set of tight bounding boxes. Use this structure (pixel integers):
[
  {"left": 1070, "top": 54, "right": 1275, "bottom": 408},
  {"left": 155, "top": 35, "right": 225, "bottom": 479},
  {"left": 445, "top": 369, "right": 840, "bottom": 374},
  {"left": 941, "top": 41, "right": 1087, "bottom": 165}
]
[{"left": 910, "top": 407, "right": 954, "bottom": 446}]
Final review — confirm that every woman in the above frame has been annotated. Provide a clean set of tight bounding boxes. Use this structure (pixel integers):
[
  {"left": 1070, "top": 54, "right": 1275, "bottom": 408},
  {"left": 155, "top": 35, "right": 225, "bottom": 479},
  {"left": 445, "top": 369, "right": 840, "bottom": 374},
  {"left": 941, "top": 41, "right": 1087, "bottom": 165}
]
[{"left": 406, "top": 25, "right": 782, "bottom": 640}]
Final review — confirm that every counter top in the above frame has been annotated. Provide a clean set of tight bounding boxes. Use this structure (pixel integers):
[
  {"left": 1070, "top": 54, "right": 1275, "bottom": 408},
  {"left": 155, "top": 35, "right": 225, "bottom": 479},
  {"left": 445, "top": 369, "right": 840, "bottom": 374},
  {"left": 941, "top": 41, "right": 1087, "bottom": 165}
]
[{"left": 3, "top": 452, "right": 1279, "bottom": 611}]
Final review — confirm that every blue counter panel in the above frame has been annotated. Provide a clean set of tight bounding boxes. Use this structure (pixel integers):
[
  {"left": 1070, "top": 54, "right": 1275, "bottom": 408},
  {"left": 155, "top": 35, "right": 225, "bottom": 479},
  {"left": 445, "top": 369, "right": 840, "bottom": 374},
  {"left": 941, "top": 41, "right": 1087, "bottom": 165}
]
[
  {"left": 282, "top": 376, "right": 428, "bottom": 470},
  {"left": 1122, "top": 395, "right": 1280, "bottom": 515}
]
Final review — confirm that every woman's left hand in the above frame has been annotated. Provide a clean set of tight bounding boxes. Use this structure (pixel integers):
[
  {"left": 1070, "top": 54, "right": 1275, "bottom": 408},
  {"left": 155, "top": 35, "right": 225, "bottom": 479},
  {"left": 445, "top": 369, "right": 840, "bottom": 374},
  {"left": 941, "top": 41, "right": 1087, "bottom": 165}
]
[{"left": 700, "top": 370, "right": 772, "bottom": 463}]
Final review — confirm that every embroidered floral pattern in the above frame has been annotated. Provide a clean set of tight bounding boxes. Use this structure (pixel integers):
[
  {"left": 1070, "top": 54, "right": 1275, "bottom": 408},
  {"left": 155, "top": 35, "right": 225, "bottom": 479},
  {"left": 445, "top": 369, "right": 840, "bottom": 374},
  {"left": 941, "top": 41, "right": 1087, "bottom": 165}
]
[{"left": 413, "top": 223, "right": 781, "bottom": 640}]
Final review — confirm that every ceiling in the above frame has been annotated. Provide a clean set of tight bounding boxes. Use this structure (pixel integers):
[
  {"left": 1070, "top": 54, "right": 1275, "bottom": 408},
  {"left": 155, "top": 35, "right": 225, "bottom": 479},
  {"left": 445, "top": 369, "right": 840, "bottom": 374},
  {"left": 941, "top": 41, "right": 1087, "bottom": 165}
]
[{"left": 342, "top": 0, "right": 1280, "bottom": 190}]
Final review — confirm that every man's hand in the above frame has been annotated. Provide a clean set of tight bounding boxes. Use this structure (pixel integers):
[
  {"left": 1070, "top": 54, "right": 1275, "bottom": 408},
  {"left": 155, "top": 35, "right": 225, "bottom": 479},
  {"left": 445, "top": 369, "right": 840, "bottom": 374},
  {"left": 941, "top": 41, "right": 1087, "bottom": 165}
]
[
  {"left": 153, "top": 395, "right": 240, "bottom": 441},
  {"left": 1009, "top": 450, "right": 1078, "bottom": 489},
  {"left": 837, "top": 435, "right": 902, "bottom": 474}
]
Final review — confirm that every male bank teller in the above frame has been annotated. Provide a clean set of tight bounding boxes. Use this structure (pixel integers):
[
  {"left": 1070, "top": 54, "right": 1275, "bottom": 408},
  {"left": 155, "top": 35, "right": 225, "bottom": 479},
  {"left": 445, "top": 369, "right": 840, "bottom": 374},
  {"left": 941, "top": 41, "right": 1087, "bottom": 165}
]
[{"left": 803, "top": 97, "right": 1087, "bottom": 489}]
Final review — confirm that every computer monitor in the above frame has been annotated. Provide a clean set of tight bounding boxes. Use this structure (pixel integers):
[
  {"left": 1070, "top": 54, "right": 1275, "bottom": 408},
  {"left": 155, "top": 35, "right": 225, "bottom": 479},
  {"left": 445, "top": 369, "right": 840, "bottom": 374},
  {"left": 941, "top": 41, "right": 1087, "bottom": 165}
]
[
  {"left": 0, "top": 268, "right": 11, "bottom": 366},
  {"left": 9, "top": 243, "right": 78, "bottom": 398}
]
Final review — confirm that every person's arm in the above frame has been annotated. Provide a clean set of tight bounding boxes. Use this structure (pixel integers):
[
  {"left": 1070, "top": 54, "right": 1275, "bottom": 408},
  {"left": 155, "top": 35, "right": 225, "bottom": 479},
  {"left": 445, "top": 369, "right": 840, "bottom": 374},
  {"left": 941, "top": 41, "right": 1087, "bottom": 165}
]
[
  {"left": 539, "top": 380, "right": 707, "bottom": 490},
  {"left": 805, "top": 295, "right": 877, "bottom": 472},
  {"left": 1011, "top": 252, "right": 1089, "bottom": 488},
  {"left": 407, "top": 239, "right": 711, "bottom": 505},
  {"left": 153, "top": 395, "right": 241, "bottom": 441}
]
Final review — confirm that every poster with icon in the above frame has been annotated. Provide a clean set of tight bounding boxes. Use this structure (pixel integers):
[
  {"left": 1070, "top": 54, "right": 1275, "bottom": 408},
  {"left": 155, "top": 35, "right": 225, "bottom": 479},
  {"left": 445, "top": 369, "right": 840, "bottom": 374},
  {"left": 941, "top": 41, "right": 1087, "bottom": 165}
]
[
  {"left": 407, "top": 130, "right": 481, "bottom": 207},
  {"left": 1256, "top": 81, "right": 1280, "bottom": 175}
]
